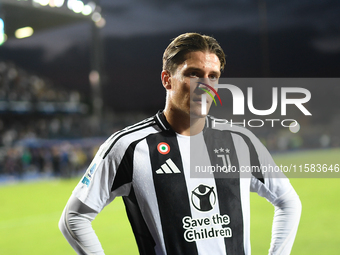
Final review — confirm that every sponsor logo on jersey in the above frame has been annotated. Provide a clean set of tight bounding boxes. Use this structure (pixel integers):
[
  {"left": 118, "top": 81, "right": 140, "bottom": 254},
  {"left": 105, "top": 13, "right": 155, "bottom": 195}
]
[
  {"left": 81, "top": 163, "right": 97, "bottom": 187},
  {"left": 81, "top": 176, "right": 90, "bottom": 187},
  {"left": 183, "top": 183, "right": 232, "bottom": 243},
  {"left": 182, "top": 213, "right": 232, "bottom": 242},
  {"left": 191, "top": 184, "right": 216, "bottom": 212},
  {"left": 89, "top": 163, "right": 96, "bottom": 176},
  {"left": 157, "top": 142, "right": 170, "bottom": 154},
  {"left": 155, "top": 158, "right": 181, "bottom": 174}
]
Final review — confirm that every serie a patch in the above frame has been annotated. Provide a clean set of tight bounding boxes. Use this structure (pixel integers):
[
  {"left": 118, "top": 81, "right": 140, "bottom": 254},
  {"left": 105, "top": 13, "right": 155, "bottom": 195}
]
[{"left": 81, "top": 163, "right": 97, "bottom": 187}]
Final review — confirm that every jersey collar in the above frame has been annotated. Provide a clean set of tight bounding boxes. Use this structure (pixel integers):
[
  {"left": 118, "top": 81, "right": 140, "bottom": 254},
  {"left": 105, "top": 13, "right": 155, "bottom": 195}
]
[
  {"left": 154, "top": 110, "right": 172, "bottom": 131},
  {"left": 155, "top": 110, "right": 211, "bottom": 132}
]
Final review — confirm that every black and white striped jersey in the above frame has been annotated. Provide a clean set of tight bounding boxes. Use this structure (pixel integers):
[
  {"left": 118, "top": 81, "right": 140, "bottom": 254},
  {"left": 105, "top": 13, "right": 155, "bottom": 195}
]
[{"left": 73, "top": 111, "right": 294, "bottom": 255}]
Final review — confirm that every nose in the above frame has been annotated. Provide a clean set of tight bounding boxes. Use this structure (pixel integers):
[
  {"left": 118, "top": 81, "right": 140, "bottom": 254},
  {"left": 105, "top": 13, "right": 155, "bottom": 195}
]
[
  {"left": 197, "top": 80, "right": 212, "bottom": 91},
  {"left": 195, "top": 81, "right": 208, "bottom": 95},
  {"left": 198, "top": 77, "right": 211, "bottom": 86},
  {"left": 195, "top": 80, "right": 219, "bottom": 102}
]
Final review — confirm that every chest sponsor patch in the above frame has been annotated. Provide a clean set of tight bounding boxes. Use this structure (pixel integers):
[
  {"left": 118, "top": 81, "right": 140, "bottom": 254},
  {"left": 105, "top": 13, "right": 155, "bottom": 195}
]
[{"left": 182, "top": 214, "right": 232, "bottom": 242}]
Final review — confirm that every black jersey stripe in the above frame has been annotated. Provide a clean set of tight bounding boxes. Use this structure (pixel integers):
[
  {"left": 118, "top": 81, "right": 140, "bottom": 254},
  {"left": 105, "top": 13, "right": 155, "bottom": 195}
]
[
  {"left": 123, "top": 187, "right": 156, "bottom": 255},
  {"left": 113, "top": 136, "right": 157, "bottom": 254},
  {"left": 103, "top": 119, "right": 156, "bottom": 159},
  {"left": 229, "top": 131, "right": 264, "bottom": 183},
  {"left": 111, "top": 138, "right": 142, "bottom": 192},
  {"left": 154, "top": 112, "right": 169, "bottom": 131},
  {"left": 147, "top": 131, "right": 199, "bottom": 255},
  {"left": 203, "top": 128, "right": 245, "bottom": 255}
]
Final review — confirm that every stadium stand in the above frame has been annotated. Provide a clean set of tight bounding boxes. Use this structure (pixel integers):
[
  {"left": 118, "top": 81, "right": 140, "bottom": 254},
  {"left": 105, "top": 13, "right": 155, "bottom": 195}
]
[
  {"left": 0, "top": 60, "right": 104, "bottom": 181},
  {"left": 0, "top": 0, "right": 108, "bottom": 182},
  {"left": 0, "top": 61, "right": 148, "bottom": 182}
]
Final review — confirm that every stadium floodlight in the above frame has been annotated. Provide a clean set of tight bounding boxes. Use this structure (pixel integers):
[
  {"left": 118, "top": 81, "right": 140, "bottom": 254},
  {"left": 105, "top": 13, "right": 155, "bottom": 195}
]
[
  {"left": 67, "top": 0, "right": 77, "bottom": 10},
  {"left": 38, "top": 0, "right": 49, "bottom": 6},
  {"left": 49, "top": 0, "right": 56, "bottom": 7},
  {"left": 82, "top": 4, "right": 93, "bottom": 15},
  {"left": 54, "top": 0, "right": 65, "bottom": 8},
  {"left": 95, "top": 17, "right": 105, "bottom": 28},
  {"left": 15, "top": 27, "right": 34, "bottom": 39},
  {"left": 72, "top": 0, "right": 84, "bottom": 13},
  {"left": 289, "top": 121, "right": 300, "bottom": 133},
  {"left": 87, "top": 1, "right": 96, "bottom": 11},
  {"left": 0, "top": 18, "right": 5, "bottom": 45},
  {"left": 91, "top": 12, "right": 101, "bottom": 22}
]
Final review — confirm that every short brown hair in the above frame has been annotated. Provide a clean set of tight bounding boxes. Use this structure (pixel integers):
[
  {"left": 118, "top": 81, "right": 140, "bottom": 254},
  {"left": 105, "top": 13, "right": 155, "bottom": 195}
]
[{"left": 162, "top": 32, "right": 226, "bottom": 74}]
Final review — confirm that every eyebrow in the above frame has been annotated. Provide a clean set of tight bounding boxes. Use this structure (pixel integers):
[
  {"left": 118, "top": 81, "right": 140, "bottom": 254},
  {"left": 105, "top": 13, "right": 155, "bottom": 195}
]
[{"left": 185, "top": 67, "right": 221, "bottom": 76}]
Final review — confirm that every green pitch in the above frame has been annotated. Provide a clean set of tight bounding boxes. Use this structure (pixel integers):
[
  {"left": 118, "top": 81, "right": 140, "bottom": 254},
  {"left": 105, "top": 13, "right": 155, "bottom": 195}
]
[{"left": 0, "top": 148, "right": 339, "bottom": 254}]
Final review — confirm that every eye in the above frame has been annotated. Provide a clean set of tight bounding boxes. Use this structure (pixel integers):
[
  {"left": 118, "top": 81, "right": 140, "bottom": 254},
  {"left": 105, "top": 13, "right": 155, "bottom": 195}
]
[
  {"left": 209, "top": 75, "right": 218, "bottom": 81},
  {"left": 189, "top": 72, "right": 199, "bottom": 78}
]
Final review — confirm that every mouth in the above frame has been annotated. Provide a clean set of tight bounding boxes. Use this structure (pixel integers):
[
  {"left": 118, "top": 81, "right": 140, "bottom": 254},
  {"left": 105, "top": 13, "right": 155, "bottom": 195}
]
[{"left": 192, "top": 98, "right": 209, "bottom": 105}]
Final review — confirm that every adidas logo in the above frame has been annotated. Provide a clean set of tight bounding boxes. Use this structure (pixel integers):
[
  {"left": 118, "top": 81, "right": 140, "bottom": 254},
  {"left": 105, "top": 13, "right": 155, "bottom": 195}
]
[{"left": 156, "top": 158, "right": 181, "bottom": 174}]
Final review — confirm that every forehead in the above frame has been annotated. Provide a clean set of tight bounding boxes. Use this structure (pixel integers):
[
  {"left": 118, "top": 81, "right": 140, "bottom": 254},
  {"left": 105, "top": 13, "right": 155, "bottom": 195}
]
[{"left": 178, "top": 51, "right": 221, "bottom": 71}]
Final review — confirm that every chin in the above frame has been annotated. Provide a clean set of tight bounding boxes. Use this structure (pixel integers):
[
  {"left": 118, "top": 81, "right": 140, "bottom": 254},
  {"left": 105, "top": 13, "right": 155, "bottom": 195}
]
[
  {"left": 189, "top": 110, "right": 207, "bottom": 119},
  {"left": 190, "top": 102, "right": 213, "bottom": 117},
  {"left": 190, "top": 104, "right": 212, "bottom": 118}
]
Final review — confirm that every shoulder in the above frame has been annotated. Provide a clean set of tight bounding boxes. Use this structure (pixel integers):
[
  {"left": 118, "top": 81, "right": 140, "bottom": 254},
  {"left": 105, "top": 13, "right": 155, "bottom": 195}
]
[{"left": 97, "top": 115, "right": 161, "bottom": 160}]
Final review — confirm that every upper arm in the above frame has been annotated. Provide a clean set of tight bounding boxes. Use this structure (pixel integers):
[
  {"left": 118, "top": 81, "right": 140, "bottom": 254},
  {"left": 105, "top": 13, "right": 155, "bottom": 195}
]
[
  {"left": 72, "top": 135, "right": 133, "bottom": 212},
  {"left": 248, "top": 133, "right": 294, "bottom": 205}
]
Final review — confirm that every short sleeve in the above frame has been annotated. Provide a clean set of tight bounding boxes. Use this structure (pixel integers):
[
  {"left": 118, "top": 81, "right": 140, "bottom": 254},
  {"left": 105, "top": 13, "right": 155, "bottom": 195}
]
[{"left": 73, "top": 135, "right": 132, "bottom": 212}]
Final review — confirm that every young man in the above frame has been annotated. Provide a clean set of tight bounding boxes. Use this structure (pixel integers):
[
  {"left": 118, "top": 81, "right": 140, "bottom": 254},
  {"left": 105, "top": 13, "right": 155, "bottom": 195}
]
[{"left": 59, "top": 32, "right": 301, "bottom": 255}]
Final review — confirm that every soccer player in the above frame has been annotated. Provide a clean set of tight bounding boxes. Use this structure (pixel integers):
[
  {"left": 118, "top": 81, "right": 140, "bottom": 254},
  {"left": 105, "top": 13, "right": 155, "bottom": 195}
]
[{"left": 59, "top": 32, "right": 301, "bottom": 255}]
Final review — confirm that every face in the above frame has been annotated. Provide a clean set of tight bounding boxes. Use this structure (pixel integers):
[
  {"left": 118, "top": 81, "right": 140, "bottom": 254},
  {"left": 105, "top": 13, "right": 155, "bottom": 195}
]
[{"left": 162, "top": 51, "right": 221, "bottom": 119}]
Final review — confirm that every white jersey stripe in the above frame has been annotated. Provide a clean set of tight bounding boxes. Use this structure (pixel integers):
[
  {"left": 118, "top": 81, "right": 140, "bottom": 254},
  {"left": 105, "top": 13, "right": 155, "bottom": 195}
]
[
  {"left": 177, "top": 133, "right": 227, "bottom": 255},
  {"left": 155, "top": 113, "right": 168, "bottom": 130}
]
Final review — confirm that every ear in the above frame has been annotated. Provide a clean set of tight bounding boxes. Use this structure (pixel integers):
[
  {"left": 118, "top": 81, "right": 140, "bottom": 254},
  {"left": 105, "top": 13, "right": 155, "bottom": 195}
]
[{"left": 161, "top": 70, "right": 171, "bottom": 90}]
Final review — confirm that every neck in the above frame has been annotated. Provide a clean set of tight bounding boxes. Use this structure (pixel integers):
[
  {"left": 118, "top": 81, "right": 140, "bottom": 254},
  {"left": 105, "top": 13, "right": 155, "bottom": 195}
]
[{"left": 163, "top": 107, "right": 205, "bottom": 136}]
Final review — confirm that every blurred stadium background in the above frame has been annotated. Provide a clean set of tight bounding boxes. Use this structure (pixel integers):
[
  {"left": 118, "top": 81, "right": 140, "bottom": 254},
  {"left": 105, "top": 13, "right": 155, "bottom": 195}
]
[{"left": 0, "top": 0, "right": 339, "bottom": 254}]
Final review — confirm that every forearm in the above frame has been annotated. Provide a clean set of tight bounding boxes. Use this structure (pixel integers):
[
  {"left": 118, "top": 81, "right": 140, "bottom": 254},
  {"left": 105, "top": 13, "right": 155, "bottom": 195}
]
[
  {"left": 268, "top": 188, "right": 302, "bottom": 255},
  {"left": 59, "top": 195, "right": 105, "bottom": 255}
]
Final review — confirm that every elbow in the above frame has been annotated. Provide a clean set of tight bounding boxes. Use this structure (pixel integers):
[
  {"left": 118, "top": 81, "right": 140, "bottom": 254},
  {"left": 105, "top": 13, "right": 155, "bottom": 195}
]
[
  {"left": 296, "top": 193, "right": 302, "bottom": 217},
  {"left": 59, "top": 213, "right": 65, "bottom": 233},
  {"left": 291, "top": 188, "right": 302, "bottom": 216},
  {"left": 59, "top": 209, "right": 71, "bottom": 238},
  {"left": 276, "top": 188, "right": 302, "bottom": 218}
]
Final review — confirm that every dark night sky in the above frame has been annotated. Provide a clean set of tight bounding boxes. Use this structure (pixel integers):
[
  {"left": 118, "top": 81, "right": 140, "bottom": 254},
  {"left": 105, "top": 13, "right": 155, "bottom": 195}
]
[{"left": 1, "top": 0, "right": 340, "bottom": 113}]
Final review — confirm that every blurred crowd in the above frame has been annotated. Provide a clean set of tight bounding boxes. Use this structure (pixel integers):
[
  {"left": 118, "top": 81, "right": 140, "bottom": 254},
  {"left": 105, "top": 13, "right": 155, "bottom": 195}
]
[
  {"left": 0, "top": 60, "right": 150, "bottom": 182},
  {"left": 0, "top": 60, "right": 104, "bottom": 181},
  {"left": 256, "top": 126, "right": 340, "bottom": 152},
  {"left": 0, "top": 61, "right": 81, "bottom": 103},
  {"left": 0, "top": 141, "right": 101, "bottom": 179},
  {"left": 0, "top": 60, "right": 97, "bottom": 142}
]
